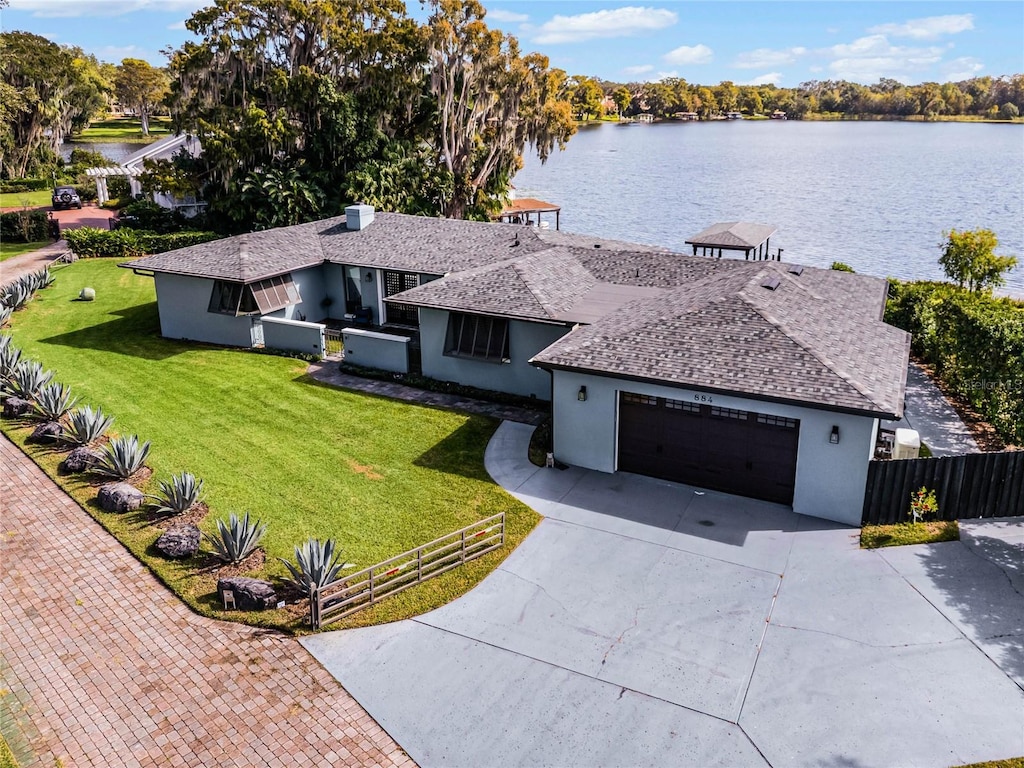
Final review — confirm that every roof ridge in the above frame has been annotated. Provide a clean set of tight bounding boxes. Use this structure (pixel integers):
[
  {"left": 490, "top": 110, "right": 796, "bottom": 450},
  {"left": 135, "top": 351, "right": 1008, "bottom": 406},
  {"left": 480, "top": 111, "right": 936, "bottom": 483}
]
[{"left": 740, "top": 278, "right": 886, "bottom": 410}]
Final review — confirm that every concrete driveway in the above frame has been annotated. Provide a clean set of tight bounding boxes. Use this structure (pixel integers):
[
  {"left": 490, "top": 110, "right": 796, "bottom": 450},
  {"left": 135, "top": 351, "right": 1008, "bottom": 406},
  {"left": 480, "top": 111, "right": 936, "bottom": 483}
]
[{"left": 303, "top": 423, "right": 1024, "bottom": 768}]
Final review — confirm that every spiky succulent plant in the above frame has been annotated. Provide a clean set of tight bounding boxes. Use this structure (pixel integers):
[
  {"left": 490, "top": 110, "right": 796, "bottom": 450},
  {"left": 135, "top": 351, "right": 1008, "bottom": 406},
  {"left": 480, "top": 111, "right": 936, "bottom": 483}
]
[
  {"left": 279, "top": 538, "right": 347, "bottom": 598},
  {"left": 8, "top": 360, "right": 53, "bottom": 400},
  {"left": 204, "top": 512, "right": 267, "bottom": 564},
  {"left": 94, "top": 434, "right": 151, "bottom": 480},
  {"left": 32, "top": 382, "right": 78, "bottom": 421},
  {"left": 147, "top": 472, "right": 204, "bottom": 516},
  {"left": 62, "top": 405, "right": 114, "bottom": 446}
]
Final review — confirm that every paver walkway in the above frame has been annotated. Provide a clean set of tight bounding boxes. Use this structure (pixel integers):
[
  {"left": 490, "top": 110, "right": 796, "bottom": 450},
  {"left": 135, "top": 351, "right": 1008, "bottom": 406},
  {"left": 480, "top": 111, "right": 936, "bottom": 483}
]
[
  {"left": 898, "top": 361, "right": 980, "bottom": 455},
  {"left": 307, "top": 361, "right": 547, "bottom": 426},
  {"left": 0, "top": 436, "right": 413, "bottom": 768}
]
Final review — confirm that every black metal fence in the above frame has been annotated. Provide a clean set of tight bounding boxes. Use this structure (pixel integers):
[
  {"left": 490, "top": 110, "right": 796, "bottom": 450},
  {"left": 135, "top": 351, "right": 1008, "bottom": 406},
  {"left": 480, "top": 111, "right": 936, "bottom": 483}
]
[{"left": 862, "top": 451, "right": 1024, "bottom": 525}]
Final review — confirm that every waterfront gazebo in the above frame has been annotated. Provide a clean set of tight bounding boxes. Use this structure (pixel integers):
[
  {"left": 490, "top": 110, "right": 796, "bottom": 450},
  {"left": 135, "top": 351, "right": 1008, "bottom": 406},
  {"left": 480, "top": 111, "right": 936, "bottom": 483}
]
[
  {"left": 685, "top": 221, "right": 779, "bottom": 260},
  {"left": 497, "top": 197, "right": 561, "bottom": 230}
]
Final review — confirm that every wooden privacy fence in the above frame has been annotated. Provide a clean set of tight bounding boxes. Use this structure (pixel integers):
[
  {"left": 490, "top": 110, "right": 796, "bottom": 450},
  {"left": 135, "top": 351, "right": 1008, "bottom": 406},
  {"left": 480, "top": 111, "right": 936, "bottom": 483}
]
[
  {"left": 862, "top": 451, "right": 1024, "bottom": 525},
  {"left": 310, "top": 513, "right": 505, "bottom": 629}
]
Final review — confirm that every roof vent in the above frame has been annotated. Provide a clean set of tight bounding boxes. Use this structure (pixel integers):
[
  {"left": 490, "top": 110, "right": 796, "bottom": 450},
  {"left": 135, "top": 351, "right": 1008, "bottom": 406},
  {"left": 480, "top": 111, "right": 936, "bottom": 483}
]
[
  {"left": 787, "top": 265, "right": 804, "bottom": 276},
  {"left": 345, "top": 204, "right": 374, "bottom": 231},
  {"left": 593, "top": 243, "right": 601, "bottom": 248},
  {"left": 761, "top": 276, "right": 781, "bottom": 291}
]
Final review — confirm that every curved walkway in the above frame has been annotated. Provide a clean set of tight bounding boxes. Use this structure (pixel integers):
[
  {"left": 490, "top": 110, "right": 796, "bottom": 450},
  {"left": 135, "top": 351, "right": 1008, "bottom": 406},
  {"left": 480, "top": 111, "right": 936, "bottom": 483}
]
[{"left": 0, "top": 436, "right": 413, "bottom": 768}]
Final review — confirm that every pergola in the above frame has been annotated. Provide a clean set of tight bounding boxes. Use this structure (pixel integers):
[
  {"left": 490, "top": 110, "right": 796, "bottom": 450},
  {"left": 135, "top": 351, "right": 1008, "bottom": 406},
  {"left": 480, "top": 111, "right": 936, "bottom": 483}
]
[
  {"left": 496, "top": 197, "right": 561, "bottom": 230},
  {"left": 684, "top": 221, "right": 779, "bottom": 261},
  {"left": 84, "top": 166, "right": 142, "bottom": 205}
]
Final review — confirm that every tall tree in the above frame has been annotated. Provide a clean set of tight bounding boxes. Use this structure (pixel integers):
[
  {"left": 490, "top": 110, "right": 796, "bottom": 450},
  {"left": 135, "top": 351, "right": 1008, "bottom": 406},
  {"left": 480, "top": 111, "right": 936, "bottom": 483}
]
[
  {"left": 939, "top": 229, "right": 1018, "bottom": 293},
  {"left": 425, "top": 0, "right": 575, "bottom": 219},
  {"left": 115, "top": 58, "right": 169, "bottom": 135}
]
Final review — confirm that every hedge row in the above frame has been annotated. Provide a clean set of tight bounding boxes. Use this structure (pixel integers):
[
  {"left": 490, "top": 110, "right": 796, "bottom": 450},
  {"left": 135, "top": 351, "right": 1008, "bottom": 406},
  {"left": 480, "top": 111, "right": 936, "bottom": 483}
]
[
  {"left": 0, "top": 210, "right": 51, "bottom": 243},
  {"left": 0, "top": 177, "right": 55, "bottom": 193},
  {"left": 886, "top": 281, "right": 1024, "bottom": 444},
  {"left": 63, "top": 227, "right": 221, "bottom": 259}
]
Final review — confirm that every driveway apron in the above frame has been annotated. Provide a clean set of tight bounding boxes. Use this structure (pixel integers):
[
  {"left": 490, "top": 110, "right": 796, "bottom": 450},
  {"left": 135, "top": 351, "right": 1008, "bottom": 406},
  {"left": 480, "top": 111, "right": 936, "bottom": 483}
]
[{"left": 304, "top": 422, "right": 1024, "bottom": 768}]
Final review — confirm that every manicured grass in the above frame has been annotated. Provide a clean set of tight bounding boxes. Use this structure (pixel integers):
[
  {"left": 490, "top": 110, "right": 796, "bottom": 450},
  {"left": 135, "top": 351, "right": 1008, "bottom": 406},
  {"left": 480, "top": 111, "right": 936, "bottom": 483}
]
[
  {"left": 0, "top": 240, "right": 50, "bottom": 262},
  {"left": 0, "top": 735, "right": 16, "bottom": 768},
  {"left": 2, "top": 258, "right": 540, "bottom": 632},
  {"left": 957, "top": 759, "right": 1024, "bottom": 768},
  {"left": 861, "top": 520, "right": 959, "bottom": 548},
  {"left": 0, "top": 190, "right": 52, "bottom": 209},
  {"left": 71, "top": 116, "right": 172, "bottom": 143}
]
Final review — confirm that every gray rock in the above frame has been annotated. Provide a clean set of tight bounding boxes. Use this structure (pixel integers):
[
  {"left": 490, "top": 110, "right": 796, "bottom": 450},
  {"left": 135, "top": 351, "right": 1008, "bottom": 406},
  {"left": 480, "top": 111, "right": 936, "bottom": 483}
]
[
  {"left": 60, "top": 446, "right": 104, "bottom": 474},
  {"left": 155, "top": 524, "right": 201, "bottom": 559},
  {"left": 217, "top": 577, "right": 278, "bottom": 611},
  {"left": 97, "top": 482, "right": 144, "bottom": 513},
  {"left": 2, "top": 397, "right": 32, "bottom": 418},
  {"left": 28, "top": 421, "right": 62, "bottom": 443}
]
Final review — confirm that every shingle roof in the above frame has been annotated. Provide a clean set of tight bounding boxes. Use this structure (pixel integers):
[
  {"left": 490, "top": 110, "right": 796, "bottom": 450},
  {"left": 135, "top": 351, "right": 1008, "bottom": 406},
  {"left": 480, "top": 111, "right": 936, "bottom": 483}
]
[
  {"left": 685, "top": 221, "right": 778, "bottom": 250},
  {"left": 531, "top": 262, "right": 910, "bottom": 418}
]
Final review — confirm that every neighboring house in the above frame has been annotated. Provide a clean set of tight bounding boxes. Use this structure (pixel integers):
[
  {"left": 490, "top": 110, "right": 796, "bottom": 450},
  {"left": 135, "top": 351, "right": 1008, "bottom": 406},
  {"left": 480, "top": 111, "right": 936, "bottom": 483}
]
[
  {"left": 123, "top": 205, "right": 910, "bottom": 526},
  {"left": 86, "top": 134, "right": 205, "bottom": 216}
]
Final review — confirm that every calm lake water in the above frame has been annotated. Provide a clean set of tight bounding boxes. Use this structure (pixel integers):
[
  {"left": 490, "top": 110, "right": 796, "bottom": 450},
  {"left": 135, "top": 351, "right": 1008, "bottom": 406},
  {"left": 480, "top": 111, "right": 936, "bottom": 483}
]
[{"left": 513, "top": 121, "right": 1024, "bottom": 294}]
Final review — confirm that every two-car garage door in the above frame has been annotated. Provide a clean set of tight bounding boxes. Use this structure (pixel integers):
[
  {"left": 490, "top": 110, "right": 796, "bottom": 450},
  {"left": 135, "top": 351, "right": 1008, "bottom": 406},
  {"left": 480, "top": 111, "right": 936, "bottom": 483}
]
[{"left": 617, "top": 392, "right": 800, "bottom": 505}]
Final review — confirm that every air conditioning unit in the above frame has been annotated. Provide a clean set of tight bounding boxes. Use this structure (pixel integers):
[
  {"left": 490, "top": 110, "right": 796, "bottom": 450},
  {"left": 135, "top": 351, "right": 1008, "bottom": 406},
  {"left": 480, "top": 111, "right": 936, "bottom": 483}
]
[{"left": 893, "top": 428, "right": 921, "bottom": 460}]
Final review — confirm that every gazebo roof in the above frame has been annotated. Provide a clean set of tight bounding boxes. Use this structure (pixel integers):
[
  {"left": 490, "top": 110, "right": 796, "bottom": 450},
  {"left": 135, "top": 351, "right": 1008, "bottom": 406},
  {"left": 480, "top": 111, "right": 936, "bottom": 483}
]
[{"left": 685, "top": 221, "right": 777, "bottom": 251}]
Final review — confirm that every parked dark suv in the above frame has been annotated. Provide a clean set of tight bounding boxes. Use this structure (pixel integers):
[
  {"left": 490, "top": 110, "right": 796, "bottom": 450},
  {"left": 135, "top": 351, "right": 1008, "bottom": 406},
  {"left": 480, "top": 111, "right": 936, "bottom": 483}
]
[{"left": 52, "top": 186, "right": 83, "bottom": 210}]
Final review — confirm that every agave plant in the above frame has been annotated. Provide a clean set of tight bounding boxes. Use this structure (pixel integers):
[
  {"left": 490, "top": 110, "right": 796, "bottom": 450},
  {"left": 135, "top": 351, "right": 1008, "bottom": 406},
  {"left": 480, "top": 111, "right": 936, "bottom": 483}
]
[
  {"left": 94, "top": 434, "right": 151, "bottom": 480},
  {"left": 34, "top": 266, "right": 55, "bottom": 288},
  {"left": 33, "top": 382, "right": 78, "bottom": 422},
  {"left": 204, "top": 512, "right": 267, "bottom": 564},
  {"left": 147, "top": 472, "right": 204, "bottom": 516},
  {"left": 8, "top": 360, "right": 53, "bottom": 400},
  {"left": 279, "top": 538, "right": 347, "bottom": 597},
  {"left": 0, "top": 306, "right": 11, "bottom": 328},
  {"left": 1, "top": 280, "right": 33, "bottom": 311},
  {"left": 0, "top": 343, "right": 22, "bottom": 387},
  {"left": 62, "top": 405, "right": 114, "bottom": 446}
]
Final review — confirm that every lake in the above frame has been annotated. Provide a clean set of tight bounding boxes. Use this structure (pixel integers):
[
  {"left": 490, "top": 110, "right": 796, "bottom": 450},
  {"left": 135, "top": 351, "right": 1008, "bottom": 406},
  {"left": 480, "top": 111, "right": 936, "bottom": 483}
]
[{"left": 512, "top": 121, "right": 1024, "bottom": 294}]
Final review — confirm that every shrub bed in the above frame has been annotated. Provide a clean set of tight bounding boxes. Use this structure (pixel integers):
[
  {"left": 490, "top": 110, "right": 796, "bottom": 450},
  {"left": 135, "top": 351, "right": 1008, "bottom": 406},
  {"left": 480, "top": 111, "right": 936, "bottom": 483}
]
[
  {"left": 886, "top": 280, "right": 1024, "bottom": 445},
  {"left": 0, "top": 210, "right": 50, "bottom": 243},
  {"left": 64, "top": 227, "right": 221, "bottom": 258}
]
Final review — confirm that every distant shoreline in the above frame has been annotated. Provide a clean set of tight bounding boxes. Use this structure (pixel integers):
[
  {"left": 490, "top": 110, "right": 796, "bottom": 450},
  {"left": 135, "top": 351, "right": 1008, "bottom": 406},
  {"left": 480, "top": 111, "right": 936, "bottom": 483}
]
[{"left": 582, "top": 115, "right": 1024, "bottom": 126}]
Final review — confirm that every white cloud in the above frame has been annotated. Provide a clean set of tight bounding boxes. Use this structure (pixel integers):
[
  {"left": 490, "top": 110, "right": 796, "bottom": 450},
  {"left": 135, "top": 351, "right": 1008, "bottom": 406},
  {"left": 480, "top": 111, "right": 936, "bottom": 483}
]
[
  {"left": 663, "top": 43, "right": 713, "bottom": 66},
  {"left": 740, "top": 72, "right": 783, "bottom": 86},
  {"left": 868, "top": 14, "right": 974, "bottom": 40},
  {"left": 942, "top": 56, "right": 985, "bottom": 82},
  {"left": 733, "top": 47, "right": 805, "bottom": 69},
  {"left": 655, "top": 70, "right": 678, "bottom": 81},
  {"left": 167, "top": 20, "right": 187, "bottom": 31},
  {"left": 623, "top": 64, "right": 654, "bottom": 76},
  {"left": 485, "top": 8, "right": 529, "bottom": 23},
  {"left": 12, "top": 0, "right": 204, "bottom": 18},
  {"left": 532, "top": 6, "right": 677, "bottom": 45},
  {"left": 825, "top": 35, "right": 945, "bottom": 82}
]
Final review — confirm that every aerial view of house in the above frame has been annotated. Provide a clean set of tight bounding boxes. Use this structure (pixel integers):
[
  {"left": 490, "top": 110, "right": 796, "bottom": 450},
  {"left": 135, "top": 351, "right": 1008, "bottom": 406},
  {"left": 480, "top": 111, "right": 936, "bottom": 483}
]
[{"left": 124, "top": 204, "right": 910, "bottom": 527}]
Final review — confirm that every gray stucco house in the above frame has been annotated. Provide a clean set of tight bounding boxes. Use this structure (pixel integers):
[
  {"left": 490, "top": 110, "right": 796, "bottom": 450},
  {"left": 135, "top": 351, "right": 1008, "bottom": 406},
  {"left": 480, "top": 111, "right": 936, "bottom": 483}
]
[{"left": 124, "top": 204, "right": 910, "bottom": 526}]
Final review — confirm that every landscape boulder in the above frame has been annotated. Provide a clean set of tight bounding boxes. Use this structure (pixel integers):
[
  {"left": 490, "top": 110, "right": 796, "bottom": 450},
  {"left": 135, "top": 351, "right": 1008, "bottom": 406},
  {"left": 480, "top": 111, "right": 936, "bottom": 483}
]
[
  {"left": 28, "top": 421, "right": 62, "bottom": 443},
  {"left": 217, "top": 577, "right": 278, "bottom": 611},
  {"left": 59, "top": 446, "right": 104, "bottom": 474},
  {"left": 155, "top": 524, "right": 201, "bottom": 559},
  {"left": 97, "top": 482, "right": 144, "bottom": 513},
  {"left": 2, "top": 397, "right": 32, "bottom": 419}
]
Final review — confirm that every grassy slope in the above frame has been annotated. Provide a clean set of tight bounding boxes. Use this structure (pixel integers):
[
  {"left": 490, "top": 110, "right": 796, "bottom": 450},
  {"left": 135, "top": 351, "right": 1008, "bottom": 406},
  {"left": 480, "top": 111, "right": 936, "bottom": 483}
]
[
  {"left": 0, "top": 241, "right": 50, "bottom": 262},
  {"left": 3, "top": 259, "right": 539, "bottom": 631},
  {"left": 71, "top": 117, "right": 172, "bottom": 143}
]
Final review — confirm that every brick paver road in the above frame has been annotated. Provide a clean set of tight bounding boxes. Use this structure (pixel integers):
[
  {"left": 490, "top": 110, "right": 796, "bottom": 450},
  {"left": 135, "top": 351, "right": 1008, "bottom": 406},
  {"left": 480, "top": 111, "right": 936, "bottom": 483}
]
[{"left": 0, "top": 436, "right": 413, "bottom": 767}]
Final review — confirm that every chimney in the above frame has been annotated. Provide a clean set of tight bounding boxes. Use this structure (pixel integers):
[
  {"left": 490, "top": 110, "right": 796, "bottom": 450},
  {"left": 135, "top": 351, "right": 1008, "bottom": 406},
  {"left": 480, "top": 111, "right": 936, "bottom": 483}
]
[{"left": 345, "top": 204, "right": 375, "bottom": 231}]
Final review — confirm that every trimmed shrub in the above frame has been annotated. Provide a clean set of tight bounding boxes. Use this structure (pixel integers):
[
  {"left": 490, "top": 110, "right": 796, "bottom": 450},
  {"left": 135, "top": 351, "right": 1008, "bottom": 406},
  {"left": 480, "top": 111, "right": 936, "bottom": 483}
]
[
  {"left": 0, "top": 177, "right": 56, "bottom": 193},
  {"left": 63, "top": 227, "right": 221, "bottom": 259},
  {"left": 0, "top": 210, "right": 50, "bottom": 243}
]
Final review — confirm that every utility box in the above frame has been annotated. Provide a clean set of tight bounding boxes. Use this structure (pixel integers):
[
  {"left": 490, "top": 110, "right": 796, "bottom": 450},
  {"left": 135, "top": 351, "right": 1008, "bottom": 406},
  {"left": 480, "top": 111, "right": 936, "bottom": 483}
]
[{"left": 893, "top": 428, "right": 921, "bottom": 460}]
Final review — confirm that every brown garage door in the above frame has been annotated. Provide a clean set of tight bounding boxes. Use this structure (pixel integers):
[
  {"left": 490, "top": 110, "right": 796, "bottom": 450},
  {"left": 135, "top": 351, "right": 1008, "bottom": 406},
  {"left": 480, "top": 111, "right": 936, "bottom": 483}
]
[{"left": 617, "top": 392, "right": 799, "bottom": 505}]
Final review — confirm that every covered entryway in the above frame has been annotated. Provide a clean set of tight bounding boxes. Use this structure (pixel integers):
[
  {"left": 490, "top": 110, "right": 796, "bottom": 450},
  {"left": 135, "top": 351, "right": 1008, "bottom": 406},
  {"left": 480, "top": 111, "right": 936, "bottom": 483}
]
[{"left": 617, "top": 392, "right": 799, "bottom": 504}]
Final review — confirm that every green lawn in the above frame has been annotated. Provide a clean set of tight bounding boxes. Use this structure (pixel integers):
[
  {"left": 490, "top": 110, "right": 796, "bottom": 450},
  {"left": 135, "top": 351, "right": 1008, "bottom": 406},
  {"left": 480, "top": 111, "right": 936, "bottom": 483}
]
[
  {"left": 0, "top": 190, "right": 52, "bottom": 209},
  {"left": 861, "top": 520, "right": 959, "bottom": 548},
  {"left": 71, "top": 116, "right": 172, "bottom": 143},
  {"left": 2, "top": 258, "right": 540, "bottom": 632},
  {"left": 0, "top": 240, "right": 50, "bottom": 262}
]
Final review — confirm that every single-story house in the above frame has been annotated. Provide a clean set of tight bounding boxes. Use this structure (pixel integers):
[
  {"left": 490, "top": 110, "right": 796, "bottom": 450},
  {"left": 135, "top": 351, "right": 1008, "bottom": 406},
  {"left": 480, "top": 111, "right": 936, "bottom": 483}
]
[{"left": 123, "top": 205, "right": 910, "bottom": 526}]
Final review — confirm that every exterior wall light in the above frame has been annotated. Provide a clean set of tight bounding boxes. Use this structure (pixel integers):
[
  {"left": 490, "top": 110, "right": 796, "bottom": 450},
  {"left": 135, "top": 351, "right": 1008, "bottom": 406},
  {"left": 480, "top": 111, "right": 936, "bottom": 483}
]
[
  {"left": 364, "top": 271, "right": 373, "bottom": 282},
  {"left": 578, "top": 386, "right": 587, "bottom": 402},
  {"left": 830, "top": 425, "right": 840, "bottom": 444}
]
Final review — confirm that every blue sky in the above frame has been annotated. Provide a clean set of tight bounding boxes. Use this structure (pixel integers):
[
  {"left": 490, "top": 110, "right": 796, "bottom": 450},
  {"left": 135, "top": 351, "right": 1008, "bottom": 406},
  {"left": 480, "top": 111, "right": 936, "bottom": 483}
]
[{"left": 2, "top": 1, "right": 1022, "bottom": 86}]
